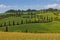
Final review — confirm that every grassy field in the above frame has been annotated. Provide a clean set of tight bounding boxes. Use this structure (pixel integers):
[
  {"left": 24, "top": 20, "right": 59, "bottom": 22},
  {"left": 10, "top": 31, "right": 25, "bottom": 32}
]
[
  {"left": 0, "top": 21, "right": 60, "bottom": 33},
  {"left": 0, "top": 32, "right": 60, "bottom": 40},
  {"left": 7, "top": 21, "right": 60, "bottom": 33}
]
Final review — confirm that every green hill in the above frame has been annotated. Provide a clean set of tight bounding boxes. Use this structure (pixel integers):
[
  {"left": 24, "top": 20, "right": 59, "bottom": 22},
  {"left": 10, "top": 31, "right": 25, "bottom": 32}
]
[{"left": 0, "top": 9, "right": 60, "bottom": 33}]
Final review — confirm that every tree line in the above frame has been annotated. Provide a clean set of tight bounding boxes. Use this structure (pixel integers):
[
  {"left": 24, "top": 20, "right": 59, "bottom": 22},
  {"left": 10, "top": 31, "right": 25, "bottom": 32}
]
[{"left": 0, "top": 16, "right": 54, "bottom": 27}]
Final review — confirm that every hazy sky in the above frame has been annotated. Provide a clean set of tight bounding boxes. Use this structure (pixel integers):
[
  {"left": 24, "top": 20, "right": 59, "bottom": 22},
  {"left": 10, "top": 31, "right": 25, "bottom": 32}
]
[{"left": 0, "top": 0, "right": 60, "bottom": 13}]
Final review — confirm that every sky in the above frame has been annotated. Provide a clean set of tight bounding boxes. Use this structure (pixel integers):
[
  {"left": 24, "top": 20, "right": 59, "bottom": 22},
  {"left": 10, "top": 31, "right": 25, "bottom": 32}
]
[{"left": 0, "top": 0, "right": 60, "bottom": 13}]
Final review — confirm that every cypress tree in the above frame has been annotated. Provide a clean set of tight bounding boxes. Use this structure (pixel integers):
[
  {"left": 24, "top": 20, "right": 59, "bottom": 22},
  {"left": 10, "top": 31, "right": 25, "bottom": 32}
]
[
  {"left": 13, "top": 21, "right": 15, "bottom": 25},
  {"left": 4, "top": 22, "right": 6, "bottom": 26},
  {"left": 5, "top": 26, "right": 8, "bottom": 32},
  {"left": 21, "top": 20, "right": 23, "bottom": 24},
  {"left": 0, "top": 24, "right": 2, "bottom": 27},
  {"left": 9, "top": 21, "right": 11, "bottom": 26}
]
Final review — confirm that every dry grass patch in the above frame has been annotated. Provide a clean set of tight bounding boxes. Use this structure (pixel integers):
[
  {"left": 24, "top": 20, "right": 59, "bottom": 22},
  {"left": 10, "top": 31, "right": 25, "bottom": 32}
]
[{"left": 0, "top": 32, "right": 60, "bottom": 40}]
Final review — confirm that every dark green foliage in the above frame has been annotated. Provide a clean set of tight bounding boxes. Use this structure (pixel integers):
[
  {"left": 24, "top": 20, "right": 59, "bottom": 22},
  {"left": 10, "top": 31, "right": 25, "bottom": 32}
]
[
  {"left": 9, "top": 21, "right": 11, "bottom": 26},
  {"left": 4, "top": 22, "right": 7, "bottom": 26},
  {"left": 5, "top": 26, "right": 8, "bottom": 32},
  {"left": 13, "top": 21, "right": 15, "bottom": 26},
  {"left": 17, "top": 22, "right": 20, "bottom": 25},
  {"left": 5, "top": 9, "right": 17, "bottom": 13},
  {"left": 21, "top": 20, "right": 24, "bottom": 24},
  {"left": 0, "top": 24, "right": 2, "bottom": 27},
  {"left": 53, "top": 12, "right": 59, "bottom": 16},
  {"left": 25, "top": 29, "right": 28, "bottom": 33}
]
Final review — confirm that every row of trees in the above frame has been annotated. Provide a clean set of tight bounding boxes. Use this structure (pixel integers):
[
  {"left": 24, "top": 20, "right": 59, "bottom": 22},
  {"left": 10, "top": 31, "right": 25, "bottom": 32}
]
[
  {"left": 5, "top": 9, "right": 37, "bottom": 13},
  {"left": 0, "top": 16, "right": 54, "bottom": 32},
  {"left": 5, "top": 8, "right": 59, "bottom": 13},
  {"left": 0, "top": 11, "right": 36, "bottom": 19},
  {"left": 0, "top": 17, "right": 54, "bottom": 27},
  {"left": 0, "top": 8, "right": 59, "bottom": 19}
]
